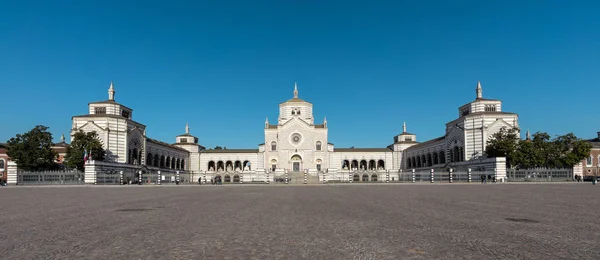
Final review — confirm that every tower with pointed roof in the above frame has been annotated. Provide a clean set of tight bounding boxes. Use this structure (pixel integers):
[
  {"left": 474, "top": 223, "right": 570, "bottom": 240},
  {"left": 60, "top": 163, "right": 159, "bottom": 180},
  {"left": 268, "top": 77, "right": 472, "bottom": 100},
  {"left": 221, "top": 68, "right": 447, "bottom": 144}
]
[{"left": 263, "top": 81, "right": 328, "bottom": 172}]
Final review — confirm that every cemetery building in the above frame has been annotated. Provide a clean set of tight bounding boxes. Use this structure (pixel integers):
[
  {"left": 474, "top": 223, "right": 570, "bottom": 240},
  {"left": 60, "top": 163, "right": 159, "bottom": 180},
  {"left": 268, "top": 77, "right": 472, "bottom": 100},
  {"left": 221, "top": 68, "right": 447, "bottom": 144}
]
[{"left": 63, "top": 80, "right": 516, "bottom": 184}]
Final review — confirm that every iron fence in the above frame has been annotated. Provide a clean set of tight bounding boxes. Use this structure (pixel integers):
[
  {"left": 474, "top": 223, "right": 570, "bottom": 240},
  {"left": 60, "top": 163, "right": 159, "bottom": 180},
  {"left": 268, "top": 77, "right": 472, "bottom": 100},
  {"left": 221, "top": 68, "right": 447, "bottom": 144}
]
[
  {"left": 506, "top": 168, "right": 572, "bottom": 182},
  {"left": 17, "top": 170, "right": 84, "bottom": 185}
]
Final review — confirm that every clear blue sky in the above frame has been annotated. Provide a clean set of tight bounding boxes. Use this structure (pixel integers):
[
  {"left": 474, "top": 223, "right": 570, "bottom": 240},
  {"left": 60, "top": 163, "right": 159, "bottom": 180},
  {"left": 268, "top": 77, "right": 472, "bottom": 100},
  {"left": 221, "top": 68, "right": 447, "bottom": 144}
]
[{"left": 1, "top": 0, "right": 599, "bottom": 148}]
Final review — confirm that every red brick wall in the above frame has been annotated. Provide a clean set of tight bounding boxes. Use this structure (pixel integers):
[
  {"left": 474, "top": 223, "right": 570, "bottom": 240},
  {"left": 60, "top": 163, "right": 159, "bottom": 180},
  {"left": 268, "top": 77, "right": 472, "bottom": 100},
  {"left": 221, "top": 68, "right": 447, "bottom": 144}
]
[{"left": 582, "top": 148, "right": 600, "bottom": 176}]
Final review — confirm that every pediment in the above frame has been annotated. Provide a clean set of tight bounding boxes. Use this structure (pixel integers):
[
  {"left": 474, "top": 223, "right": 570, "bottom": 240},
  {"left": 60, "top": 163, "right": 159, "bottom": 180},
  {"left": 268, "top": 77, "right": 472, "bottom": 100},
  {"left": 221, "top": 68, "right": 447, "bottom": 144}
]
[{"left": 79, "top": 121, "right": 106, "bottom": 133}]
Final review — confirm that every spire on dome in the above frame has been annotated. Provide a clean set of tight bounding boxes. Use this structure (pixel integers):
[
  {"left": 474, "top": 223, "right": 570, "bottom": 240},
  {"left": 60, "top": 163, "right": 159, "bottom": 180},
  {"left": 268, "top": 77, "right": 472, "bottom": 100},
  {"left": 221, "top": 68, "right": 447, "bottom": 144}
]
[
  {"left": 185, "top": 122, "right": 190, "bottom": 134},
  {"left": 108, "top": 81, "right": 115, "bottom": 101},
  {"left": 324, "top": 116, "right": 327, "bottom": 127},
  {"left": 403, "top": 122, "right": 407, "bottom": 133},
  {"left": 60, "top": 133, "right": 65, "bottom": 143},
  {"left": 293, "top": 81, "right": 298, "bottom": 98},
  {"left": 476, "top": 81, "right": 482, "bottom": 99}
]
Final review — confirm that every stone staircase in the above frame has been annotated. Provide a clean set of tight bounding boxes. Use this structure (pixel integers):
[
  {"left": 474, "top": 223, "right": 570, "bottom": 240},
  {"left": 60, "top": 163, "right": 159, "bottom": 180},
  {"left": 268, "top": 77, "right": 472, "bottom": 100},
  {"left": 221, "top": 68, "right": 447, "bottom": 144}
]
[{"left": 285, "top": 172, "right": 321, "bottom": 184}]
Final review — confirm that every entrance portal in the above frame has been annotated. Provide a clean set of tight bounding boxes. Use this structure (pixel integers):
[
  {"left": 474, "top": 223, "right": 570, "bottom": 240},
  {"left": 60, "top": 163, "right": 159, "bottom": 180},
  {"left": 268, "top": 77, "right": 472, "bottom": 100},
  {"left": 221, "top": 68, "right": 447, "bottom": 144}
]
[{"left": 290, "top": 155, "right": 302, "bottom": 172}]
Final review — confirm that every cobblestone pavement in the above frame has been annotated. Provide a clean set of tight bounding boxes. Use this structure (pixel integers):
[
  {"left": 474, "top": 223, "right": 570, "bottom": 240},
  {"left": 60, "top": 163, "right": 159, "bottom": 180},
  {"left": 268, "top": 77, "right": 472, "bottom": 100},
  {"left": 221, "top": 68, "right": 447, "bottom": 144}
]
[{"left": 1, "top": 183, "right": 599, "bottom": 259}]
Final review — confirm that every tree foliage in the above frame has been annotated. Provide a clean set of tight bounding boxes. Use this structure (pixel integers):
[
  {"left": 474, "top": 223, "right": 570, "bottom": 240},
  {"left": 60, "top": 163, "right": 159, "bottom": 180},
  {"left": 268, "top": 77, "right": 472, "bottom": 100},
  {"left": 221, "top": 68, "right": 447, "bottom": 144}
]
[
  {"left": 64, "top": 130, "right": 105, "bottom": 171},
  {"left": 485, "top": 127, "right": 520, "bottom": 168},
  {"left": 6, "top": 125, "right": 58, "bottom": 171},
  {"left": 486, "top": 128, "right": 592, "bottom": 169}
]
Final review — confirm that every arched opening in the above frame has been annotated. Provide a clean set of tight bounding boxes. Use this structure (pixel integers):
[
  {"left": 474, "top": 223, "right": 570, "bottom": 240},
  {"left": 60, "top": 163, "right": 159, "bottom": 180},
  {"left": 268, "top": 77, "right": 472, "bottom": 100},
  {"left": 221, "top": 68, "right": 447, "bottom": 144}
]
[
  {"left": 316, "top": 141, "right": 322, "bottom": 151},
  {"left": 412, "top": 157, "right": 416, "bottom": 168},
  {"left": 180, "top": 159, "right": 185, "bottom": 170},
  {"left": 233, "top": 174, "right": 240, "bottom": 183},
  {"left": 166, "top": 156, "right": 171, "bottom": 168},
  {"left": 433, "top": 153, "right": 438, "bottom": 165},
  {"left": 154, "top": 154, "right": 159, "bottom": 167},
  {"left": 371, "top": 174, "right": 378, "bottom": 182},
  {"left": 270, "top": 159, "right": 277, "bottom": 171},
  {"left": 316, "top": 159, "right": 322, "bottom": 172},
  {"left": 377, "top": 160, "right": 385, "bottom": 170},
  {"left": 440, "top": 151, "right": 445, "bottom": 164},
  {"left": 362, "top": 174, "right": 369, "bottom": 182},
  {"left": 291, "top": 155, "right": 302, "bottom": 172},
  {"left": 427, "top": 154, "right": 432, "bottom": 166},
  {"left": 146, "top": 153, "right": 153, "bottom": 166},
  {"left": 407, "top": 158, "right": 412, "bottom": 168},
  {"left": 351, "top": 160, "right": 358, "bottom": 170},
  {"left": 417, "top": 156, "right": 421, "bottom": 168},
  {"left": 243, "top": 160, "right": 251, "bottom": 171},
  {"left": 0, "top": 159, "right": 4, "bottom": 169},
  {"left": 172, "top": 158, "right": 176, "bottom": 169},
  {"left": 160, "top": 155, "right": 166, "bottom": 168},
  {"left": 217, "top": 161, "right": 224, "bottom": 171},
  {"left": 271, "top": 141, "right": 277, "bottom": 151},
  {"left": 353, "top": 174, "right": 360, "bottom": 182},
  {"left": 234, "top": 161, "right": 242, "bottom": 171},
  {"left": 342, "top": 160, "right": 350, "bottom": 170},
  {"left": 224, "top": 174, "right": 231, "bottom": 183},
  {"left": 132, "top": 148, "right": 138, "bottom": 165},
  {"left": 421, "top": 155, "right": 426, "bottom": 167},
  {"left": 368, "top": 160, "right": 376, "bottom": 171},
  {"left": 208, "top": 161, "right": 215, "bottom": 171},
  {"left": 360, "top": 160, "right": 367, "bottom": 170},
  {"left": 226, "top": 161, "right": 233, "bottom": 171},
  {"left": 176, "top": 158, "right": 180, "bottom": 169},
  {"left": 453, "top": 146, "right": 459, "bottom": 162}
]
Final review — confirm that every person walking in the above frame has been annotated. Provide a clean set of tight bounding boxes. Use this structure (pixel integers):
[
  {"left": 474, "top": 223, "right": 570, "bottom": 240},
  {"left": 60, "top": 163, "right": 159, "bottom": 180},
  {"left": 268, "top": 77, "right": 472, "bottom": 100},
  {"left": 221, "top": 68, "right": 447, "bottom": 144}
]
[{"left": 480, "top": 174, "right": 486, "bottom": 184}]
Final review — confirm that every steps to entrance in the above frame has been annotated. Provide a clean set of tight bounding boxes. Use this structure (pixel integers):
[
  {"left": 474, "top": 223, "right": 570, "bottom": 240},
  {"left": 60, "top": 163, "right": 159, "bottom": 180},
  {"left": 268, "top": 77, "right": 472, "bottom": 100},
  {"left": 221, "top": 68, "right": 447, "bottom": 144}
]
[{"left": 278, "top": 172, "right": 320, "bottom": 184}]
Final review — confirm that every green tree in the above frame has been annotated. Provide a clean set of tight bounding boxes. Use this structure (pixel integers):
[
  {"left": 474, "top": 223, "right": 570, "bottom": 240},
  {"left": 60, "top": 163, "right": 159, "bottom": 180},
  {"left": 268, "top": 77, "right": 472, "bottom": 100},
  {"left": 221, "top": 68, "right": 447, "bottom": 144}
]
[
  {"left": 552, "top": 133, "right": 592, "bottom": 167},
  {"left": 485, "top": 127, "right": 520, "bottom": 168},
  {"left": 64, "top": 130, "right": 105, "bottom": 171},
  {"left": 6, "top": 125, "right": 58, "bottom": 171}
]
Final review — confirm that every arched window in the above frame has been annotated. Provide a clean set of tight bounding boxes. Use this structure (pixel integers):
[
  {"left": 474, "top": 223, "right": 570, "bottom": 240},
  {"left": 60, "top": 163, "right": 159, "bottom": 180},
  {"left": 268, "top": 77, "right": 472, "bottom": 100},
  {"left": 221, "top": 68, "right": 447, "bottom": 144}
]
[
  {"left": 439, "top": 151, "right": 445, "bottom": 164},
  {"left": 181, "top": 159, "right": 185, "bottom": 170},
  {"left": 377, "top": 160, "right": 385, "bottom": 170},
  {"left": 166, "top": 156, "right": 171, "bottom": 168},
  {"left": 316, "top": 141, "right": 322, "bottom": 151},
  {"left": 271, "top": 141, "right": 277, "bottom": 151},
  {"left": 0, "top": 159, "right": 4, "bottom": 169},
  {"left": 154, "top": 154, "right": 159, "bottom": 167}
]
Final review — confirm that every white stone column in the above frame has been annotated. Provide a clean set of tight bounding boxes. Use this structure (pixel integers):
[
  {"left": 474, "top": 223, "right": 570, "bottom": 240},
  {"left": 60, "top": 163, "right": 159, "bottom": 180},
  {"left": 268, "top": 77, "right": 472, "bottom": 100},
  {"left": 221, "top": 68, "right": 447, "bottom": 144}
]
[
  {"left": 7, "top": 161, "right": 18, "bottom": 185},
  {"left": 84, "top": 161, "right": 97, "bottom": 184}
]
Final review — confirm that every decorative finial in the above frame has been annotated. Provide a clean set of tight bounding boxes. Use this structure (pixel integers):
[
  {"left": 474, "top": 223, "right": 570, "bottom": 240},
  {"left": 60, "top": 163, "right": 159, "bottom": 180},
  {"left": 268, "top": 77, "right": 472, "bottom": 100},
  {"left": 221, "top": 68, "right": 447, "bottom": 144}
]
[
  {"left": 526, "top": 129, "right": 531, "bottom": 141},
  {"left": 324, "top": 117, "right": 327, "bottom": 127},
  {"left": 60, "top": 134, "right": 65, "bottom": 143},
  {"left": 185, "top": 122, "right": 190, "bottom": 134},
  {"left": 293, "top": 81, "right": 298, "bottom": 98},
  {"left": 403, "top": 122, "right": 407, "bottom": 133},
  {"left": 108, "top": 81, "right": 115, "bottom": 101},
  {"left": 476, "top": 81, "right": 482, "bottom": 99},
  {"left": 265, "top": 117, "right": 269, "bottom": 128}
]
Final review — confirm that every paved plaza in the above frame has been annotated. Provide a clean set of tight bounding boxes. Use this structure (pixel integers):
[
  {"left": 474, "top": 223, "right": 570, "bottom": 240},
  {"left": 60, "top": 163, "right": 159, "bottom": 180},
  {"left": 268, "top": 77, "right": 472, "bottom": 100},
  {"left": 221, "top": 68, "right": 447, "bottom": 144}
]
[{"left": 1, "top": 183, "right": 599, "bottom": 259}]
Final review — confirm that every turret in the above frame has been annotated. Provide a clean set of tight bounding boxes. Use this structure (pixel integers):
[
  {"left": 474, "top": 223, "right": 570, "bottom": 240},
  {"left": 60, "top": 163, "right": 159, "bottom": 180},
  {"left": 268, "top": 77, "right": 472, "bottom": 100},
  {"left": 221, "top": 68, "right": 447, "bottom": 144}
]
[
  {"left": 293, "top": 81, "right": 298, "bottom": 98},
  {"left": 108, "top": 81, "right": 115, "bottom": 101}
]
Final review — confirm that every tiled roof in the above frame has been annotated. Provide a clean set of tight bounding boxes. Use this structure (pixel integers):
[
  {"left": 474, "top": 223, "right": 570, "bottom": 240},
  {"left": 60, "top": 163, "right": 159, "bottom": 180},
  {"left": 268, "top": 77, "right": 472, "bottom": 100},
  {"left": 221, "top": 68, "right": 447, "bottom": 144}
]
[
  {"left": 201, "top": 149, "right": 259, "bottom": 153},
  {"left": 334, "top": 147, "right": 392, "bottom": 152},
  {"left": 404, "top": 136, "right": 446, "bottom": 150},
  {"left": 146, "top": 138, "right": 189, "bottom": 152},
  {"left": 280, "top": 97, "right": 309, "bottom": 104}
]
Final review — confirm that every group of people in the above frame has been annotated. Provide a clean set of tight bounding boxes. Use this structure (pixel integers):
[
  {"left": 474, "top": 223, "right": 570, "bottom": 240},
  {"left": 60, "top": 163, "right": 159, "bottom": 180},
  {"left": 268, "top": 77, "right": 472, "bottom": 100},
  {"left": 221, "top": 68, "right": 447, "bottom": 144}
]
[
  {"left": 210, "top": 176, "right": 222, "bottom": 185},
  {"left": 480, "top": 174, "right": 496, "bottom": 183}
]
